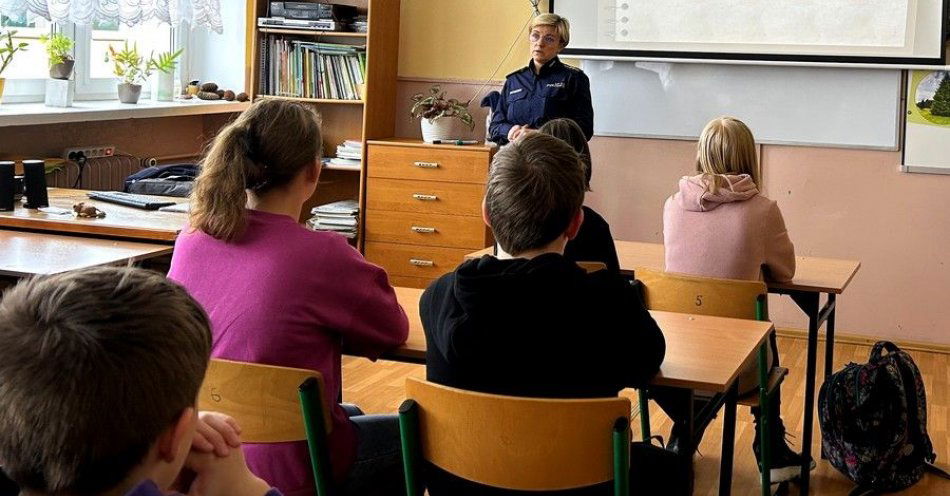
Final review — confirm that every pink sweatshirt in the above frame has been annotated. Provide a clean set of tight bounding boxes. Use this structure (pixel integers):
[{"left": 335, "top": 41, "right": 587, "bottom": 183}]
[
  {"left": 664, "top": 173, "right": 795, "bottom": 283},
  {"left": 168, "top": 209, "right": 408, "bottom": 496}
]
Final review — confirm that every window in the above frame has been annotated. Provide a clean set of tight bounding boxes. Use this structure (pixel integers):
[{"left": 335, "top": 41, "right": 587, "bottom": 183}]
[
  {"left": 76, "top": 19, "right": 176, "bottom": 100},
  {"left": 0, "top": 13, "right": 53, "bottom": 103},
  {"left": 1, "top": 16, "right": 179, "bottom": 102}
]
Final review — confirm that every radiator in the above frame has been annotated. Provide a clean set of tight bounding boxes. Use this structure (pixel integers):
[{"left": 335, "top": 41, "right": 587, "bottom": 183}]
[{"left": 46, "top": 156, "right": 144, "bottom": 191}]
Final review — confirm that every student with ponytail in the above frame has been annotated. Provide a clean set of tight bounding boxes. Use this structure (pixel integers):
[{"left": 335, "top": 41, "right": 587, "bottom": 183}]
[{"left": 168, "top": 99, "right": 409, "bottom": 496}]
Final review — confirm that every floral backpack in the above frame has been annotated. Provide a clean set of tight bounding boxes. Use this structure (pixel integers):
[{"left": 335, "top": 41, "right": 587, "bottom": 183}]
[{"left": 818, "top": 341, "right": 949, "bottom": 495}]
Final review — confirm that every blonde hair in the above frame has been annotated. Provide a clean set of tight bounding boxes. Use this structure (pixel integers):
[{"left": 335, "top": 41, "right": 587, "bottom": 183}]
[
  {"left": 190, "top": 99, "right": 322, "bottom": 241},
  {"left": 530, "top": 13, "right": 570, "bottom": 46},
  {"left": 695, "top": 116, "right": 760, "bottom": 194}
]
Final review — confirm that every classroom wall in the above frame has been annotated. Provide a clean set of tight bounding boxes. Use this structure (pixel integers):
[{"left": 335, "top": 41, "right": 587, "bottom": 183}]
[
  {"left": 398, "top": 0, "right": 536, "bottom": 81},
  {"left": 397, "top": 0, "right": 950, "bottom": 346}
]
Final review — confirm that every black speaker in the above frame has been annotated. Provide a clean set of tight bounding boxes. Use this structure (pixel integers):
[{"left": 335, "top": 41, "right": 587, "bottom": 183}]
[
  {"left": 0, "top": 161, "right": 14, "bottom": 211},
  {"left": 22, "top": 159, "right": 49, "bottom": 209}
]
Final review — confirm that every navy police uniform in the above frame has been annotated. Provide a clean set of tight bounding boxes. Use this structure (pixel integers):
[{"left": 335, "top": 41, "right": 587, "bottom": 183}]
[{"left": 488, "top": 56, "right": 594, "bottom": 145}]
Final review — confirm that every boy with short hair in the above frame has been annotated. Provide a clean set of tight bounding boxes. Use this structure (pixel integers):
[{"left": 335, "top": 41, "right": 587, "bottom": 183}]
[
  {"left": 421, "top": 133, "right": 667, "bottom": 494},
  {"left": 0, "top": 267, "right": 275, "bottom": 496}
]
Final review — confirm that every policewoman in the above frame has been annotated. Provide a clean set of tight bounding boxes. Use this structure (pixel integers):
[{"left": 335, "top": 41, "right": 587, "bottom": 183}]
[{"left": 489, "top": 13, "right": 594, "bottom": 145}]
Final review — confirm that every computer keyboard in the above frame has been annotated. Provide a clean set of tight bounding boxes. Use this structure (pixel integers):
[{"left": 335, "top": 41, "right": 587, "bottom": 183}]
[{"left": 86, "top": 191, "right": 177, "bottom": 210}]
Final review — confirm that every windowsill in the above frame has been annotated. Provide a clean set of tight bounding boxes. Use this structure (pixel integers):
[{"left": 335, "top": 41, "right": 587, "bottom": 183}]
[{"left": 0, "top": 99, "right": 251, "bottom": 128}]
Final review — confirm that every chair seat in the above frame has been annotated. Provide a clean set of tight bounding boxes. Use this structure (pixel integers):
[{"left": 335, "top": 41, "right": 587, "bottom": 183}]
[{"left": 737, "top": 367, "right": 789, "bottom": 407}]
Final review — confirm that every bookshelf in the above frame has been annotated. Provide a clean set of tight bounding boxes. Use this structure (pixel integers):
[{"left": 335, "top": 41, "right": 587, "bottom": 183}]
[{"left": 244, "top": 0, "right": 400, "bottom": 245}]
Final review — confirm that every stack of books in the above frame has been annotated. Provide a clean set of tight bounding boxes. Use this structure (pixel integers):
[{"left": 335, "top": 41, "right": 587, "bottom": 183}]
[
  {"left": 260, "top": 37, "right": 366, "bottom": 100},
  {"left": 351, "top": 16, "right": 368, "bottom": 33},
  {"left": 322, "top": 140, "right": 362, "bottom": 170},
  {"left": 307, "top": 200, "right": 359, "bottom": 239}
]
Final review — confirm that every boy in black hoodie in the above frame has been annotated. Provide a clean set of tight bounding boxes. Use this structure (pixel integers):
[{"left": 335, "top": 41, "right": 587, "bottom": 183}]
[{"left": 420, "top": 133, "right": 667, "bottom": 495}]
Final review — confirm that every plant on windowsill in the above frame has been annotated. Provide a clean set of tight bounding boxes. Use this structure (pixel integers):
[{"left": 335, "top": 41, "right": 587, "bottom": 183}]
[
  {"left": 107, "top": 42, "right": 150, "bottom": 103},
  {"left": 150, "top": 48, "right": 183, "bottom": 102},
  {"left": 40, "top": 33, "right": 75, "bottom": 80},
  {"left": 0, "top": 29, "right": 29, "bottom": 106},
  {"left": 107, "top": 43, "right": 184, "bottom": 104},
  {"left": 410, "top": 85, "right": 476, "bottom": 143}
]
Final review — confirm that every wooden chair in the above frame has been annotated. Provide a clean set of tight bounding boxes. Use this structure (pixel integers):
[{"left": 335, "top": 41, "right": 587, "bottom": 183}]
[
  {"left": 577, "top": 260, "right": 608, "bottom": 273},
  {"left": 198, "top": 359, "right": 334, "bottom": 496},
  {"left": 398, "top": 378, "right": 633, "bottom": 495},
  {"left": 635, "top": 268, "right": 787, "bottom": 495}
]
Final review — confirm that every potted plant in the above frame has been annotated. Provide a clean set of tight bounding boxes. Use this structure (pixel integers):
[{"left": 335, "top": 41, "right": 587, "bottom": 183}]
[
  {"left": 410, "top": 85, "right": 475, "bottom": 142},
  {"left": 150, "top": 48, "right": 182, "bottom": 102},
  {"left": 107, "top": 42, "right": 149, "bottom": 103},
  {"left": 40, "top": 33, "right": 74, "bottom": 80},
  {"left": 0, "top": 29, "right": 29, "bottom": 106}
]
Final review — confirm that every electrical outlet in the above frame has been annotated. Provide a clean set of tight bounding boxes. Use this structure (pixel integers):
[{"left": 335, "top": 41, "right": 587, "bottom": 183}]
[{"left": 63, "top": 145, "right": 116, "bottom": 161}]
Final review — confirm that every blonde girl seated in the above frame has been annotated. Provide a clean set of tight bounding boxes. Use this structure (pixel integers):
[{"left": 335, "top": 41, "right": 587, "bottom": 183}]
[{"left": 658, "top": 116, "right": 813, "bottom": 483}]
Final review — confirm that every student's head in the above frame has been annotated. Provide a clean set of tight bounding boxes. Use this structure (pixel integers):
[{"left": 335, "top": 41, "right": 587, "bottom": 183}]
[
  {"left": 528, "top": 13, "right": 570, "bottom": 66},
  {"left": 0, "top": 267, "right": 212, "bottom": 495},
  {"left": 538, "top": 118, "right": 592, "bottom": 190},
  {"left": 484, "top": 133, "right": 586, "bottom": 256},
  {"left": 191, "top": 99, "right": 323, "bottom": 241},
  {"left": 696, "top": 116, "right": 760, "bottom": 194}
]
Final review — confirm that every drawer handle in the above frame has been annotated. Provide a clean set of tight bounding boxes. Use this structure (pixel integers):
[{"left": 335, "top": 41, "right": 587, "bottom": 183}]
[
  {"left": 409, "top": 258, "right": 435, "bottom": 267},
  {"left": 414, "top": 161, "right": 440, "bottom": 169},
  {"left": 412, "top": 194, "right": 438, "bottom": 201},
  {"left": 411, "top": 226, "right": 437, "bottom": 233}
]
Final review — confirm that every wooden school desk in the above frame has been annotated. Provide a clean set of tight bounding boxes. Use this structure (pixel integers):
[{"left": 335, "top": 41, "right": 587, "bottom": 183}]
[
  {"left": 467, "top": 241, "right": 860, "bottom": 493},
  {"left": 386, "top": 286, "right": 773, "bottom": 496},
  {"left": 0, "top": 188, "right": 187, "bottom": 242},
  {"left": 0, "top": 230, "right": 172, "bottom": 278}
]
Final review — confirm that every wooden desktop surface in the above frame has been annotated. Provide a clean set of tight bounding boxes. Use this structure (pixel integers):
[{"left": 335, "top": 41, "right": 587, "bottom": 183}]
[
  {"left": 0, "top": 189, "right": 187, "bottom": 242},
  {"left": 390, "top": 287, "right": 772, "bottom": 392},
  {"left": 0, "top": 230, "right": 173, "bottom": 277},
  {"left": 467, "top": 241, "right": 861, "bottom": 294}
]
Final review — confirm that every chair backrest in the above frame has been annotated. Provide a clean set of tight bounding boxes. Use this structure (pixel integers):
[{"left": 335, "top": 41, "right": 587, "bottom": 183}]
[
  {"left": 577, "top": 261, "right": 608, "bottom": 273},
  {"left": 198, "top": 358, "right": 331, "bottom": 443},
  {"left": 403, "top": 377, "right": 631, "bottom": 491},
  {"left": 636, "top": 268, "right": 767, "bottom": 320}
]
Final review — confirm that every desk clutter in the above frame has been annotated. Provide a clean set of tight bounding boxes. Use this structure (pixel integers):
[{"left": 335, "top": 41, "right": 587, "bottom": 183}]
[{"left": 307, "top": 199, "right": 359, "bottom": 239}]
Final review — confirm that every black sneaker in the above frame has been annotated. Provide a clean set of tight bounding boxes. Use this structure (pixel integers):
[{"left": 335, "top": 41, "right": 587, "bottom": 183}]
[
  {"left": 753, "top": 417, "right": 816, "bottom": 483},
  {"left": 761, "top": 443, "right": 817, "bottom": 483}
]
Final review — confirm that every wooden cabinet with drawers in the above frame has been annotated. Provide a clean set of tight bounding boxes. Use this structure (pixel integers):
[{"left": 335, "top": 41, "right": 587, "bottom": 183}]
[{"left": 364, "top": 139, "right": 495, "bottom": 289}]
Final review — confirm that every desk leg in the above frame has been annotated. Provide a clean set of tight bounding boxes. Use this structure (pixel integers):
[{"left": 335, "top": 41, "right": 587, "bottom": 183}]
[
  {"left": 719, "top": 383, "right": 738, "bottom": 496},
  {"left": 822, "top": 293, "right": 836, "bottom": 461},
  {"left": 824, "top": 293, "right": 837, "bottom": 379},
  {"left": 790, "top": 292, "right": 819, "bottom": 496}
]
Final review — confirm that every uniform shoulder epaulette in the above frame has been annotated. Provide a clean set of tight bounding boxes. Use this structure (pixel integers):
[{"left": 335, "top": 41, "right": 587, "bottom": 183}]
[{"left": 506, "top": 66, "right": 530, "bottom": 78}]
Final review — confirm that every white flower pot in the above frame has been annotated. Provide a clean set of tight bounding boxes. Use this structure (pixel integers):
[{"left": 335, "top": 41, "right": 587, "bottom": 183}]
[
  {"left": 421, "top": 118, "right": 466, "bottom": 143},
  {"left": 118, "top": 83, "right": 142, "bottom": 104},
  {"left": 154, "top": 72, "right": 175, "bottom": 102}
]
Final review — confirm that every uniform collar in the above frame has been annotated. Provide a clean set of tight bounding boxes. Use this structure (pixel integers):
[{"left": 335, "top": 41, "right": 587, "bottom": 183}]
[{"left": 528, "top": 56, "right": 563, "bottom": 77}]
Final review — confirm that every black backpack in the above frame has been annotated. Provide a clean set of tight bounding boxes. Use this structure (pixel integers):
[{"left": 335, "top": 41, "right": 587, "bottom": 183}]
[
  {"left": 124, "top": 163, "right": 199, "bottom": 197},
  {"left": 818, "top": 341, "right": 949, "bottom": 495}
]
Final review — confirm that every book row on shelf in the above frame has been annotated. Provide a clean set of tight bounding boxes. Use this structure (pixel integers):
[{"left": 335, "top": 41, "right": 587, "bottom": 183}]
[{"left": 259, "top": 36, "right": 366, "bottom": 100}]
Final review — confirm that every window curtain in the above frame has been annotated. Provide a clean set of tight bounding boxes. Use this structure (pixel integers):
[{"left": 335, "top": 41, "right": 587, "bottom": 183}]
[{"left": 0, "top": 0, "right": 223, "bottom": 33}]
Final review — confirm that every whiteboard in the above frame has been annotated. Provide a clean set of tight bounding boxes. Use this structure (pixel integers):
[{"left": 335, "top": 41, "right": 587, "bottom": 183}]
[
  {"left": 582, "top": 61, "right": 903, "bottom": 149},
  {"left": 555, "top": 0, "right": 948, "bottom": 67}
]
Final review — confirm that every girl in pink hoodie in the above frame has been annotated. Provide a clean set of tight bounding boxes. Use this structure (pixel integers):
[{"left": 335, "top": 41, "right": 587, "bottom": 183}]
[{"left": 657, "top": 116, "right": 812, "bottom": 483}]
